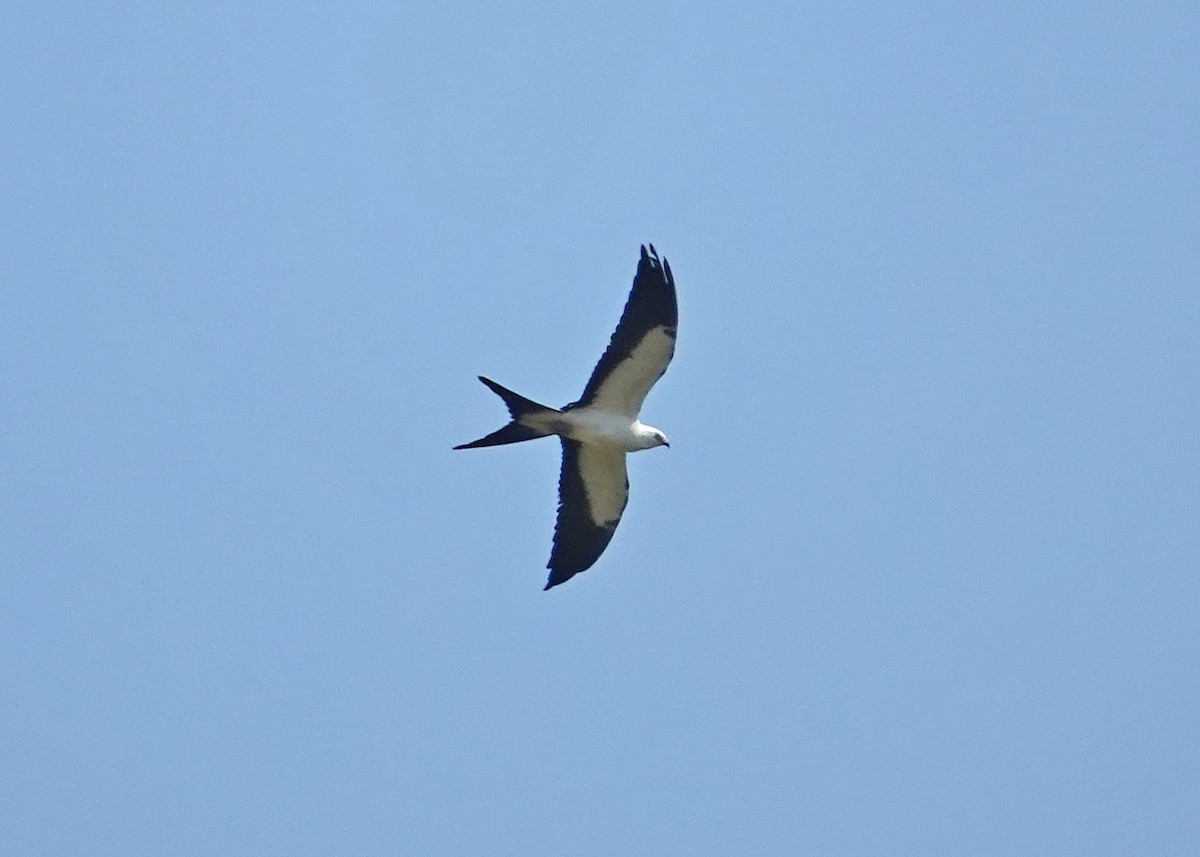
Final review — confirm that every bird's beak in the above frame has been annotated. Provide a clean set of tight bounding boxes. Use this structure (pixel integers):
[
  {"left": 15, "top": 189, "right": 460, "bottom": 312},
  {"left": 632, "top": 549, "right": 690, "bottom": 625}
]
[{"left": 663, "top": 440, "right": 671, "bottom": 448}]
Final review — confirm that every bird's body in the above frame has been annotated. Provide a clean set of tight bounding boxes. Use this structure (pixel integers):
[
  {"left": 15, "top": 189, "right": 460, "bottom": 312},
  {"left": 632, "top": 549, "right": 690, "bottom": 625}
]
[
  {"left": 524, "top": 408, "right": 667, "bottom": 452},
  {"left": 455, "top": 245, "right": 677, "bottom": 590}
]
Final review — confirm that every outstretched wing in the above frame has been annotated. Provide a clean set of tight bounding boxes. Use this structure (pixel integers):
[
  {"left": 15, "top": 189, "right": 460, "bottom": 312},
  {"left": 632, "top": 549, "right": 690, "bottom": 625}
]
[
  {"left": 546, "top": 439, "right": 629, "bottom": 589},
  {"left": 571, "top": 245, "right": 677, "bottom": 417}
]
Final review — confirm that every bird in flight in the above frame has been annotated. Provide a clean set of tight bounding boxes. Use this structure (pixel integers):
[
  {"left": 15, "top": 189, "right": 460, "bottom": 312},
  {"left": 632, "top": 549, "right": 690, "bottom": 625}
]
[{"left": 455, "top": 244, "right": 678, "bottom": 590}]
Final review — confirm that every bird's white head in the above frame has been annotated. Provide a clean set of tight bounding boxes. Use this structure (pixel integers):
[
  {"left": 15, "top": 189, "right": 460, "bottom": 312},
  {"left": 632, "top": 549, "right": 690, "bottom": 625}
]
[{"left": 629, "top": 421, "right": 670, "bottom": 451}]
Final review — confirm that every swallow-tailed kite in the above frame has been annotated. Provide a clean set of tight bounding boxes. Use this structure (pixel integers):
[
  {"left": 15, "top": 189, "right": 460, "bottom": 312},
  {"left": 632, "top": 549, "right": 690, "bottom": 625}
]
[{"left": 455, "top": 244, "right": 677, "bottom": 590}]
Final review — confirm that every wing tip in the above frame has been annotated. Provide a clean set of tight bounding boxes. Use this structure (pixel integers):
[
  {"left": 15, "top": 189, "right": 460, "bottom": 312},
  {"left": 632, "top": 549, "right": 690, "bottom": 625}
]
[
  {"left": 638, "top": 244, "right": 670, "bottom": 280},
  {"left": 543, "top": 566, "right": 575, "bottom": 590}
]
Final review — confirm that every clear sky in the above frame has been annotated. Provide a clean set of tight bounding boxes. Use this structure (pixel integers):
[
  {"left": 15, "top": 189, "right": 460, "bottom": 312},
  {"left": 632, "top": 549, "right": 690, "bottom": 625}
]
[{"left": 3, "top": 3, "right": 1198, "bottom": 855}]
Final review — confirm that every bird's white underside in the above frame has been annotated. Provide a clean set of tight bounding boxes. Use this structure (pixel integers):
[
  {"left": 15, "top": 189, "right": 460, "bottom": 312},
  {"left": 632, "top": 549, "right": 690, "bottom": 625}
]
[{"left": 530, "top": 408, "right": 665, "bottom": 452}]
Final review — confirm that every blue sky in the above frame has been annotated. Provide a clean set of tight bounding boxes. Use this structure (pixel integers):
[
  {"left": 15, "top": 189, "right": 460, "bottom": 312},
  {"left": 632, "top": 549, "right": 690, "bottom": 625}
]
[{"left": 3, "top": 2, "right": 1198, "bottom": 854}]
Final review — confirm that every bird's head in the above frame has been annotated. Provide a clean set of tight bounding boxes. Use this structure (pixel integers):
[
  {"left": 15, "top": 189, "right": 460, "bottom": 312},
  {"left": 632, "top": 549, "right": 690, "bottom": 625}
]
[{"left": 655, "top": 431, "right": 670, "bottom": 449}]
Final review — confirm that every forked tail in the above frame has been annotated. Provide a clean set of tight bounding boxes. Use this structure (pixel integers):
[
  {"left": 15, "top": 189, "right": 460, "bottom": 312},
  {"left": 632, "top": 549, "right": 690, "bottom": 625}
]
[{"left": 453, "top": 377, "right": 560, "bottom": 449}]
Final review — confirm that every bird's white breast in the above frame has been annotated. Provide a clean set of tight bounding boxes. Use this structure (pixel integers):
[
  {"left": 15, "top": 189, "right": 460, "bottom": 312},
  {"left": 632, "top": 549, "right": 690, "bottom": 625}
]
[{"left": 555, "top": 408, "right": 661, "bottom": 452}]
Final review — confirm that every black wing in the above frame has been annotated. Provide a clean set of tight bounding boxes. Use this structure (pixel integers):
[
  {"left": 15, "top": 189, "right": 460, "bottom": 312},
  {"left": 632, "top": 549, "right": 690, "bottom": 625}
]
[
  {"left": 571, "top": 245, "right": 678, "bottom": 416},
  {"left": 545, "top": 439, "right": 629, "bottom": 589}
]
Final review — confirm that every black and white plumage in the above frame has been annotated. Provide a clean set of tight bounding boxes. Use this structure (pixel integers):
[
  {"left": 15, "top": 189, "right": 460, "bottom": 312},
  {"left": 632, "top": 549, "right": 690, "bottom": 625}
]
[{"left": 455, "top": 245, "right": 677, "bottom": 590}]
